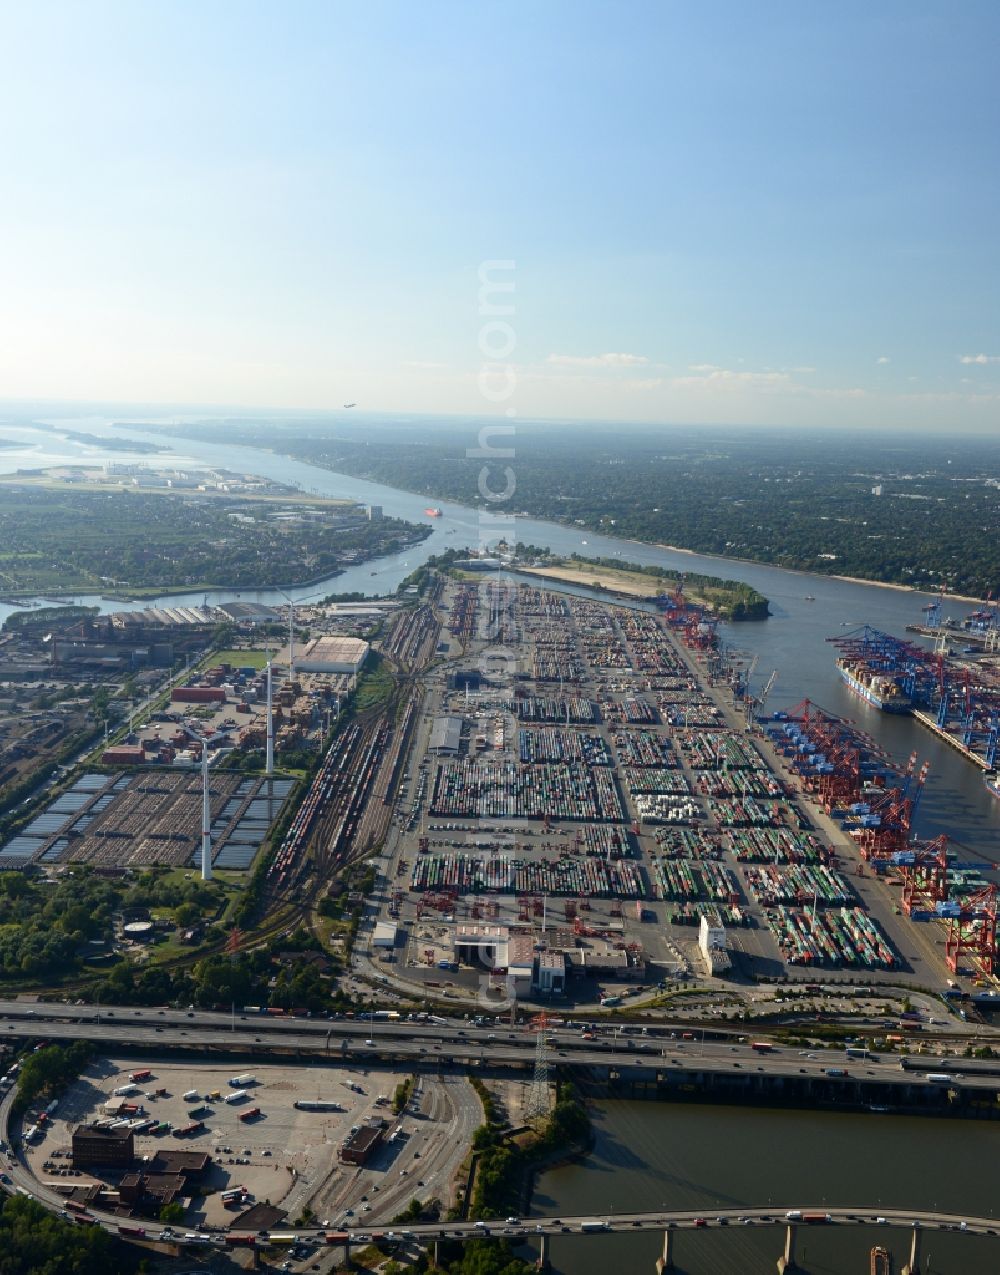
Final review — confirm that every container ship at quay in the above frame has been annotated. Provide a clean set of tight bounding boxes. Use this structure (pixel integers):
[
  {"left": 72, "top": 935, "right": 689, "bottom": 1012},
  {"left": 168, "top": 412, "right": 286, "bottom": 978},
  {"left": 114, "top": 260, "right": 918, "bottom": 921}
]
[{"left": 836, "top": 657, "right": 913, "bottom": 714}]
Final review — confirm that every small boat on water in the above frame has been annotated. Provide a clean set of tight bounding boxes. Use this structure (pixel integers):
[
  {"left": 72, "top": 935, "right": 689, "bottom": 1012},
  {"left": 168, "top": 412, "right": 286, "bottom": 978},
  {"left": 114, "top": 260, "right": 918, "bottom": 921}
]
[
  {"left": 804, "top": 595, "right": 815, "bottom": 601},
  {"left": 985, "top": 772, "right": 999, "bottom": 801},
  {"left": 870, "top": 1245, "right": 892, "bottom": 1275}
]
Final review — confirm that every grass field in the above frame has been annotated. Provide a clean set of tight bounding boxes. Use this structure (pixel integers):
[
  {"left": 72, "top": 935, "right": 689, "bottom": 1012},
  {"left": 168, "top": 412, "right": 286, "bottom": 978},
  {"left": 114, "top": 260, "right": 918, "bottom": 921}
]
[{"left": 211, "top": 649, "right": 272, "bottom": 669}]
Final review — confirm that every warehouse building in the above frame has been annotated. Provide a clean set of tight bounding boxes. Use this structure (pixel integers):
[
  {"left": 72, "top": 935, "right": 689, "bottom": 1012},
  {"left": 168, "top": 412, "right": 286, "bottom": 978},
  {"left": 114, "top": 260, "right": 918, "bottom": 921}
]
[
  {"left": 535, "top": 951, "right": 567, "bottom": 995},
  {"left": 339, "top": 1122, "right": 384, "bottom": 1166},
  {"left": 372, "top": 920, "right": 398, "bottom": 949},
  {"left": 294, "top": 635, "right": 370, "bottom": 675},
  {"left": 429, "top": 715, "right": 463, "bottom": 754}
]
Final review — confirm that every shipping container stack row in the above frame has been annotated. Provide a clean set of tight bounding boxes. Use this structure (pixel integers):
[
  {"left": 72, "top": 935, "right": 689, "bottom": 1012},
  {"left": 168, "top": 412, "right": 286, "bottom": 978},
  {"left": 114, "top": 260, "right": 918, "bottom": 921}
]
[
  {"left": 693, "top": 769, "right": 784, "bottom": 800},
  {"left": 517, "top": 727, "right": 613, "bottom": 766},
  {"left": 765, "top": 904, "right": 895, "bottom": 968},
  {"left": 742, "top": 862, "right": 854, "bottom": 908},
  {"left": 653, "top": 827, "right": 726, "bottom": 860},
  {"left": 611, "top": 728, "right": 675, "bottom": 768},
  {"left": 723, "top": 827, "right": 826, "bottom": 865},
  {"left": 621, "top": 766, "right": 690, "bottom": 796},
  {"left": 409, "top": 852, "right": 646, "bottom": 897},
  {"left": 651, "top": 857, "right": 738, "bottom": 903},
  {"left": 429, "top": 760, "right": 626, "bottom": 822},
  {"left": 515, "top": 696, "right": 599, "bottom": 723}
]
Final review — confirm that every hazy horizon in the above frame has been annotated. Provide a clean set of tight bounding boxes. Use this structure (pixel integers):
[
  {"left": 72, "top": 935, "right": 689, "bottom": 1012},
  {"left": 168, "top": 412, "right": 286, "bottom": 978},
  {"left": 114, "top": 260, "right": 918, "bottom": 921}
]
[{"left": 1, "top": 2, "right": 998, "bottom": 431}]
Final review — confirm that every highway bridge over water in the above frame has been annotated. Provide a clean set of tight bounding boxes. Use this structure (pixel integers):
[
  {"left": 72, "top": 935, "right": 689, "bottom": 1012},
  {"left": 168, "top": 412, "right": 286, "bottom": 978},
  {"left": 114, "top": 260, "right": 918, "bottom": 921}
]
[
  {"left": 3, "top": 998, "right": 999, "bottom": 1103},
  {"left": 4, "top": 1000, "right": 1000, "bottom": 1271}
]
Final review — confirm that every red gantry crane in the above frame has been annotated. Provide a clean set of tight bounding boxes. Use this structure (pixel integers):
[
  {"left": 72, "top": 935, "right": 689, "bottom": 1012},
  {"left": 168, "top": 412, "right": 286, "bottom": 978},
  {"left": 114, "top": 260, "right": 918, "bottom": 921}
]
[{"left": 945, "top": 884, "right": 999, "bottom": 980}]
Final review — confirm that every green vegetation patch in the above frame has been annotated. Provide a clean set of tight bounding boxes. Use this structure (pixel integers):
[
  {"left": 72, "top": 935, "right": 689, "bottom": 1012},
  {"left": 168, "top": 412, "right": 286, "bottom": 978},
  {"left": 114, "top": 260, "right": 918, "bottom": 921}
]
[{"left": 0, "top": 483, "right": 430, "bottom": 596}]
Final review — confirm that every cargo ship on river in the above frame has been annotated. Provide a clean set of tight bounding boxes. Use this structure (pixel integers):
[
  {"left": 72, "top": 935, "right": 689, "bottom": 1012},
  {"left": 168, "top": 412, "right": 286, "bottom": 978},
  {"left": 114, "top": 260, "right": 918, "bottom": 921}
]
[
  {"left": 836, "top": 658, "right": 912, "bottom": 714},
  {"left": 424, "top": 507, "right": 443, "bottom": 518}
]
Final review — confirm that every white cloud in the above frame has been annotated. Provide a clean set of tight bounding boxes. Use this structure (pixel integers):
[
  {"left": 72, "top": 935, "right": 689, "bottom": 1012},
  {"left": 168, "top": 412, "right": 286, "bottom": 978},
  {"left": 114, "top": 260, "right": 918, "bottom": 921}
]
[
  {"left": 958, "top": 353, "right": 1000, "bottom": 365},
  {"left": 876, "top": 356, "right": 890, "bottom": 364},
  {"left": 546, "top": 352, "right": 649, "bottom": 368},
  {"left": 673, "top": 367, "right": 791, "bottom": 390},
  {"left": 403, "top": 360, "right": 448, "bottom": 370}
]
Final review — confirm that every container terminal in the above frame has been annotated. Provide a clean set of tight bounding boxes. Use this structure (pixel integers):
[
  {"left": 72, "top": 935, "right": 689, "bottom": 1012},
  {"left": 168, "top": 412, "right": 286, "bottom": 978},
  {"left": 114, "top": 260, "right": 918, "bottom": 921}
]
[
  {"left": 829, "top": 619, "right": 1000, "bottom": 796},
  {"left": 346, "top": 575, "right": 1000, "bottom": 1010}
]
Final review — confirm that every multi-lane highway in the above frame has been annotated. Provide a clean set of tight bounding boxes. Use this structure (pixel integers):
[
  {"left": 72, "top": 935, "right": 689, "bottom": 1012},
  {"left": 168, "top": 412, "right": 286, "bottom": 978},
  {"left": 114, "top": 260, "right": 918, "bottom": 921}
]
[
  {"left": 1, "top": 999, "right": 996, "bottom": 1090},
  {"left": 3, "top": 1003, "right": 1000, "bottom": 1262}
]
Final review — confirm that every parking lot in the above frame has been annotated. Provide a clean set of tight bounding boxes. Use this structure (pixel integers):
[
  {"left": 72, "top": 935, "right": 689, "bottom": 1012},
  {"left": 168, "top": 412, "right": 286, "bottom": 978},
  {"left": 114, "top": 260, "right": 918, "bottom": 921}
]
[{"left": 25, "top": 1054, "right": 480, "bottom": 1241}]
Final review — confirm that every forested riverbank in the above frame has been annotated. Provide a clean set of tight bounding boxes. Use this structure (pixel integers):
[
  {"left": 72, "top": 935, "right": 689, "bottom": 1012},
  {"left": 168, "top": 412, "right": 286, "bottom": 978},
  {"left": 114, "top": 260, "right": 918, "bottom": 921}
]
[{"left": 158, "top": 421, "right": 1000, "bottom": 599}]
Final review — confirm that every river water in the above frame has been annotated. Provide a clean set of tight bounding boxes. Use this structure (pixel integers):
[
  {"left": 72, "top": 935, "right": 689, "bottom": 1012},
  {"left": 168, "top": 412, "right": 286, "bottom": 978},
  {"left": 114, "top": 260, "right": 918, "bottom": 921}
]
[
  {"left": 2, "top": 414, "right": 999, "bottom": 1267},
  {"left": 1, "top": 414, "right": 995, "bottom": 859},
  {"left": 532, "top": 1100, "right": 999, "bottom": 1274}
]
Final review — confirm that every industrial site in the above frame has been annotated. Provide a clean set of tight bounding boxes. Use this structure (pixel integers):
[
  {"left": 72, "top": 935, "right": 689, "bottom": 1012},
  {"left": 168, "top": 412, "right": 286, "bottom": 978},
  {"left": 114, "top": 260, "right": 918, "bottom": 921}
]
[
  {"left": 353, "top": 577, "right": 985, "bottom": 1008},
  {"left": 5, "top": 571, "right": 1000, "bottom": 1275}
]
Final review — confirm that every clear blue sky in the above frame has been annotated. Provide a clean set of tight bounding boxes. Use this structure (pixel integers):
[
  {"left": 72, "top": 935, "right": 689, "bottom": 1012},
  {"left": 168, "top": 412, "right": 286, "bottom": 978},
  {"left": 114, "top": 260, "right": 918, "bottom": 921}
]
[{"left": 1, "top": 1, "right": 998, "bottom": 428}]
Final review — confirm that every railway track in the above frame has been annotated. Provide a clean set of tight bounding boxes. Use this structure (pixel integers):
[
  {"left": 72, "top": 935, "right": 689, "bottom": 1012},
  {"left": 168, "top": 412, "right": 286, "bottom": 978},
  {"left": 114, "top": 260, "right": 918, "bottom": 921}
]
[{"left": 30, "top": 594, "right": 444, "bottom": 998}]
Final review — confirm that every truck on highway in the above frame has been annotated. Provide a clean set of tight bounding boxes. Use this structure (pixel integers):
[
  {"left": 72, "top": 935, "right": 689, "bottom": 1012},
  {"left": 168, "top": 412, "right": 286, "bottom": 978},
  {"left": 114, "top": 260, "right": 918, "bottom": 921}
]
[
  {"left": 926, "top": 1073, "right": 957, "bottom": 1084},
  {"left": 579, "top": 1221, "right": 609, "bottom": 1232}
]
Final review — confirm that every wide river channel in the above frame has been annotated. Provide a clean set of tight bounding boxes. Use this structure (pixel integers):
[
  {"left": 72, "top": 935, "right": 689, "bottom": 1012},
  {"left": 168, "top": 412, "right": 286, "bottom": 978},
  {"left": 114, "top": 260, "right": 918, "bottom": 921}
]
[{"left": 1, "top": 415, "right": 998, "bottom": 1270}]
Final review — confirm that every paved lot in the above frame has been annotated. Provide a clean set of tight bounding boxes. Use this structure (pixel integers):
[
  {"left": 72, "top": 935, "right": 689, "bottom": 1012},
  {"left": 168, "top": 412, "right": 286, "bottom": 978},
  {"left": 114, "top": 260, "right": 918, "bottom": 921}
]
[
  {"left": 25, "top": 1056, "right": 480, "bottom": 1231},
  {"left": 354, "top": 579, "right": 961, "bottom": 1012}
]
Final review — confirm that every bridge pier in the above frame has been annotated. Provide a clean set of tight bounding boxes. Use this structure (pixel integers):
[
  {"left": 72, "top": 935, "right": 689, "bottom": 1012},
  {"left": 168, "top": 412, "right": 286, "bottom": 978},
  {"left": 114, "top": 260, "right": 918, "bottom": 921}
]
[
  {"left": 776, "top": 1222, "right": 799, "bottom": 1273},
  {"left": 654, "top": 1226, "right": 675, "bottom": 1272},
  {"left": 434, "top": 1239, "right": 442, "bottom": 1267},
  {"left": 537, "top": 1232, "right": 550, "bottom": 1269},
  {"left": 901, "top": 1226, "right": 922, "bottom": 1275}
]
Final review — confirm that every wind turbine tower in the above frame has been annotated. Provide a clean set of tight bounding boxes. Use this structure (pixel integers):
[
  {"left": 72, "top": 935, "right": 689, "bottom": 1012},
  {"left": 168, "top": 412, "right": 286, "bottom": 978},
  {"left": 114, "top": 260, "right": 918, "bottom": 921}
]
[
  {"left": 200, "top": 745, "right": 213, "bottom": 881},
  {"left": 265, "top": 660, "right": 274, "bottom": 777}
]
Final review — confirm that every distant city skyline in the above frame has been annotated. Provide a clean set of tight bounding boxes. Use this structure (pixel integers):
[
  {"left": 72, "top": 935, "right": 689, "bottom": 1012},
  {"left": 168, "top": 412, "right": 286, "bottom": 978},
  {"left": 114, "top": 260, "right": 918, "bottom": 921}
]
[{"left": 0, "top": 2, "right": 998, "bottom": 429}]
